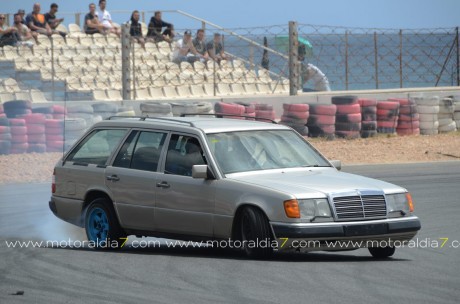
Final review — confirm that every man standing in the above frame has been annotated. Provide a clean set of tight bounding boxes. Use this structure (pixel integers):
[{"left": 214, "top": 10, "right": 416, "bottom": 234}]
[
  {"left": 13, "top": 13, "right": 35, "bottom": 47},
  {"left": 26, "top": 3, "right": 59, "bottom": 37},
  {"left": 206, "top": 33, "right": 229, "bottom": 63},
  {"left": 96, "top": 0, "right": 121, "bottom": 37},
  {"left": 147, "top": 11, "right": 173, "bottom": 43},
  {"left": 192, "top": 29, "right": 209, "bottom": 61}
]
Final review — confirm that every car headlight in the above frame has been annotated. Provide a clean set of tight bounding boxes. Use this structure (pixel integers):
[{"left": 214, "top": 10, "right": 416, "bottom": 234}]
[
  {"left": 386, "top": 193, "right": 414, "bottom": 216},
  {"left": 298, "top": 199, "right": 332, "bottom": 220}
]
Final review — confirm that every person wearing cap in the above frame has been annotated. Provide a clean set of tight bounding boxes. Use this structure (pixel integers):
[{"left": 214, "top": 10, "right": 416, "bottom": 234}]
[
  {"left": 17, "top": 9, "right": 26, "bottom": 25},
  {"left": 25, "top": 3, "right": 60, "bottom": 37},
  {"left": 172, "top": 30, "right": 204, "bottom": 64},
  {"left": 298, "top": 45, "right": 331, "bottom": 91},
  {"left": 147, "top": 11, "right": 173, "bottom": 43},
  {"left": 206, "top": 33, "right": 230, "bottom": 63}
]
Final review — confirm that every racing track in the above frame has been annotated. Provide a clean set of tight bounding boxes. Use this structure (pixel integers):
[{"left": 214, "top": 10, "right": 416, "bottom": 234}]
[{"left": 0, "top": 161, "right": 459, "bottom": 303}]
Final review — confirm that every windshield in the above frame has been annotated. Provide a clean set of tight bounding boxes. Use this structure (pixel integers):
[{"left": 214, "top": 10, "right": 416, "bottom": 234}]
[{"left": 207, "top": 130, "right": 330, "bottom": 174}]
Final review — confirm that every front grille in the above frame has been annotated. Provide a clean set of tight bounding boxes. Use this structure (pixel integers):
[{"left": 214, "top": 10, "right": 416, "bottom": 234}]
[{"left": 333, "top": 194, "right": 386, "bottom": 220}]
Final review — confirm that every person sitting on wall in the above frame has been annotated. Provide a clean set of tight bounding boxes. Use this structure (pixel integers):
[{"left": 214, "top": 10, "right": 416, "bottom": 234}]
[
  {"left": 84, "top": 3, "right": 105, "bottom": 35},
  {"left": 96, "top": 0, "right": 121, "bottom": 37},
  {"left": 25, "top": 3, "right": 61, "bottom": 37},
  {"left": 161, "top": 24, "right": 175, "bottom": 43},
  {"left": 146, "top": 11, "right": 173, "bottom": 43},
  {"left": 0, "top": 14, "right": 20, "bottom": 47},
  {"left": 13, "top": 13, "right": 35, "bottom": 47},
  {"left": 129, "top": 10, "right": 145, "bottom": 49},
  {"left": 298, "top": 44, "right": 331, "bottom": 92},
  {"left": 44, "top": 3, "right": 66, "bottom": 37},
  {"left": 17, "top": 9, "right": 27, "bottom": 25},
  {"left": 193, "top": 29, "right": 209, "bottom": 61},
  {"left": 206, "top": 33, "right": 230, "bottom": 64},
  {"left": 171, "top": 30, "right": 204, "bottom": 64}
]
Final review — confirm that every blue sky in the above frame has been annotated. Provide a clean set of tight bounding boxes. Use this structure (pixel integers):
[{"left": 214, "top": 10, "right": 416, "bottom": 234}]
[{"left": 4, "top": 0, "right": 460, "bottom": 29}]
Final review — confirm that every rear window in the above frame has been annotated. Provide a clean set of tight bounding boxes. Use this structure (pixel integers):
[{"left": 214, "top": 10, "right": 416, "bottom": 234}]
[{"left": 66, "top": 129, "right": 128, "bottom": 166}]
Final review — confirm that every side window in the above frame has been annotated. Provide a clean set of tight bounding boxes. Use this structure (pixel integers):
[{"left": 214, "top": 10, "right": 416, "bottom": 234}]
[
  {"left": 165, "top": 134, "right": 206, "bottom": 176},
  {"left": 67, "top": 129, "right": 127, "bottom": 166},
  {"left": 113, "top": 131, "right": 167, "bottom": 172}
]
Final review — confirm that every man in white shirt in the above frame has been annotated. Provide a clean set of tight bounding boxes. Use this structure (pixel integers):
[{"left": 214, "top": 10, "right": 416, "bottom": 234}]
[
  {"left": 172, "top": 30, "right": 204, "bottom": 64},
  {"left": 96, "top": 0, "right": 120, "bottom": 37}
]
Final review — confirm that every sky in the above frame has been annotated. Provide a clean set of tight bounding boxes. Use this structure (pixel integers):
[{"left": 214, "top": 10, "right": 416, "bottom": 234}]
[{"left": 3, "top": 0, "right": 460, "bottom": 30}]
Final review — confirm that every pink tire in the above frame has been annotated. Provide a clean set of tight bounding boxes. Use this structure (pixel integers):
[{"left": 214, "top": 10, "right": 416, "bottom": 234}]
[
  {"left": 309, "top": 104, "right": 337, "bottom": 116},
  {"left": 51, "top": 105, "right": 67, "bottom": 114},
  {"left": 45, "top": 119, "right": 64, "bottom": 129},
  {"left": 10, "top": 126, "right": 27, "bottom": 135},
  {"left": 11, "top": 135, "right": 28, "bottom": 143},
  {"left": 283, "top": 103, "right": 309, "bottom": 112},
  {"left": 254, "top": 104, "right": 273, "bottom": 111},
  {"left": 27, "top": 143, "right": 47, "bottom": 153},
  {"left": 256, "top": 110, "right": 276, "bottom": 120},
  {"left": 397, "top": 120, "right": 420, "bottom": 129},
  {"left": 21, "top": 113, "right": 47, "bottom": 125},
  {"left": 336, "top": 113, "right": 362, "bottom": 123},
  {"left": 336, "top": 103, "right": 361, "bottom": 114},
  {"left": 398, "top": 105, "right": 418, "bottom": 115},
  {"left": 377, "top": 121, "right": 398, "bottom": 128},
  {"left": 8, "top": 118, "right": 26, "bottom": 126},
  {"left": 46, "top": 141, "right": 64, "bottom": 149},
  {"left": 388, "top": 98, "right": 414, "bottom": 106},
  {"left": 308, "top": 114, "right": 336, "bottom": 125},
  {"left": 215, "top": 102, "right": 245, "bottom": 116},
  {"left": 28, "top": 134, "right": 46, "bottom": 143},
  {"left": 377, "top": 101, "right": 400, "bottom": 110},
  {"left": 26, "top": 124, "right": 46, "bottom": 135}
]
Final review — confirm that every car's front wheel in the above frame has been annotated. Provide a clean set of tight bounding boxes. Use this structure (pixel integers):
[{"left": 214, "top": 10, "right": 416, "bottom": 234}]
[
  {"left": 368, "top": 246, "right": 396, "bottom": 259},
  {"left": 85, "top": 198, "right": 126, "bottom": 250},
  {"left": 239, "top": 207, "right": 273, "bottom": 259}
]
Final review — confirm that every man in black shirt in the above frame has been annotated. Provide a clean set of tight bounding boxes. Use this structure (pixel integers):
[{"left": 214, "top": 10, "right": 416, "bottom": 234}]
[
  {"left": 147, "top": 11, "right": 173, "bottom": 43},
  {"left": 192, "top": 29, "right": 209, "bottom": 61},
  {"left": 129, "top": 10, "right": 145, "bottom": 49},
  {"left": 206, "top": 33, "right": 229, "bottom": 63},
  {"left": 44, "top": 3, "right": 66, "bottom": 37},
  {"left": 84, "top": 3, "right": 104, "bottom": 35}
]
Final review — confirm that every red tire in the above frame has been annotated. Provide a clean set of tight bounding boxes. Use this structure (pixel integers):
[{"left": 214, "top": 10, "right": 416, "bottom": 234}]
[
  {"left": 215, "top": 102, "right": 245, "bottom": 115},
  {"left": 308, "top": 114, "right": 336, "bottom": 125},
  {"left": 399, "top": 113, "right": 420, "bottom": 121},
  {"left": 282, "top": 111, "right": 309, "bottom": 120},
  {"left": 21, "top": 113, "right": 47, "bottom": 125},
  {"left": 28, "top": 134, "right": 46, "bottom": 143},
  {"left": 51, "top": 105, "right": 67, "bottom": 114},
  {"left": 256, "top": 110, "right": 275, "bottom": 120},
  {"left": 358, "top": 98, "right": 378, "bottom": 107},
  {"left": 8, "top": 119, "right": 26, "bottom": 126},
  {"left": 377, "top": 109, "right": 399, "bottom": 117},
  {"left": 397, "top": 120, "right": 420, "bottom": 129},
  {"left": 309, "top": 104, "right": 337, "bottom": 116},
  {"left": 0, "top": 126, "right": 10, "bottom": 134},
  {"left": 10, "top": 126, "right": 27, "bottom": 135},
  {"left": 336, "top": 103, "right": 361, "bottom": 114},
  {"left": 283, "top": 103, "right": 309, "bottom": 112},
  {"left": 377, "top": 121, "right": 398, "bottom": 128},
  {"left": 388, "top": 98, "right": 414, "bottom": 106},
  {"left": 316, "top": 124, "right": 335, "bottom": 134},
  {"left": 254, "top": 104, "right": 273, "bottom": 111},
  {"left": 377, "top": 101, "right": 400, "bottom": 110},
  {"left": 45, "top": 119, "right": 64, "bottom": 129},
  {"left": 336, "top": 113, "right": 362, "bottom": 123},
  {"left": 46, "top": 134, "right": 64, "bottom": 141},
  {"left": 11, "top": 134, "right": 28, "bottom": 143},
  {"left": 26, "top": 124, "right": 46, "bottom": 135}
]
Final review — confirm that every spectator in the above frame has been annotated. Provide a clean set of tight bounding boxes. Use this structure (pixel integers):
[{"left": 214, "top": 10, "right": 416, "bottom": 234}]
[
  {"left": 44, "top": 4, "right": 64, "bottom": 30},
  {"left": 147, "top": 11, "right": 173, "bottom": 43},
  {"left": 192, "top": 29, "right": 209, "bottom": 61},
  {"left": 172, "top": 30, "right": 204, "bottom": 64},
  {"left": 13, "top": 13, "right": 35, "bottom": 47},
  {"left": 84, "top": 3, "right": 105, "bottom": 35},
  {"left": 298, "top": 44, "right": 331, "bottom": 92},
  {"left": 206, "top": 33, "right": 230, "bottom": 63},
  {"left": 25, "top": 3, "right": 59, "bottom": 37},
  {"left": 96, "top": 0, "right": 121, "bottom": 37},
  {"left": 162, "top": 24, "right": 175, "bottom": 42},
  {"left": 129, "top": 10, "right": 145, "bottom": 49},
  {"left": 0, "top": 14, "right": 19, "bottom": 47},
  {"left": 17, "top": 9, "right": 26, "bottom": 25}
]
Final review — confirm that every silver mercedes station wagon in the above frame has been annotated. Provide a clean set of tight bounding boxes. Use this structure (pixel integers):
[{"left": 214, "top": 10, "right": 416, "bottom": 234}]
[{"left": 49, "top": 116, "right": 421, "bottom": 259}]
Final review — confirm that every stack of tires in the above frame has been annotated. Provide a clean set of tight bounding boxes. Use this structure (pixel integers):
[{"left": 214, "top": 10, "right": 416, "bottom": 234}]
[
  {"left": 116, "top": 106, "right": 136, "bottom": 117},
  {"left": 140, "top": 102, "right": 173, "bottom": 117},
  {"left": 64, "top": 118, "right": 87, "bottom": 150},
  {"left": 3, "top": 100, "right": 32, "bottom": 118},
  {"left": 45, "top": 119, "right": 65, "bottom": 153},
  {"left": 32, "top": 106, "right": 54, "bottom": 119},
  {"left": 438, "top": 97, "right": 457, "bottom": 133},
  {"left": 51, "top": 105, "right": 67, "bottom": 120},
  {"left": 389, "top": 98, "right": 420, "bottom": 136},
  {"left": 0, "top": 116, "right": 11, "bottom": 155},
  {"left": 279, "top": 104, "right": 309, "bottom": 136},
  {"left": 254, "top": 104, "right": 276, "bottom": 121},
  {"left": 332, "top": 96, "right": 361, "bottom": 139},
  {"left": 67, "top": 105, "right": 95, "bottom": 128},
  {"left": 307, "top": 104, "right": 337, "bottom": 139},
  {"left": 454, "top": 97, "right": 460, "bottom": 129},
  {"left": 92, "top": 103, "right": 119, "bottom": 120},
  {"left": 234, "top": 102, "right": 256, "bottom": 120},
  {"left": 23, "top": 113, "right": 47, "bottom": 153},
  {"left": 214, "top": 102, "right": 245, "bottom": 119},
  {"left": 9, "top": 118, "right": 28, "bottom": 154},
  {"left": 171, "top": 102, "right": 213, "bottom": 117},
  {"left": 415, "top": 96, "right": 439, "bottom": 135},
  {"left": 377, "top": 101, "right": 400, "bottom": 134},
  {"left": 358, "top": 98, "right": 378, "bottom": 138}
]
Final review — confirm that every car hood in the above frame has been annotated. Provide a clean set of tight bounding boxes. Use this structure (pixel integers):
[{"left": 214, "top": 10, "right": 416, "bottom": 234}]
[{"left": 226, "top": 168, "right": 404, "bottom": 198}]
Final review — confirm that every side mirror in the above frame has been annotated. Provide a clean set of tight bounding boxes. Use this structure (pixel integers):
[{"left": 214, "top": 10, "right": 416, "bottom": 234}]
[
  {"left": 192, "top": 165, "right": 212, "bottom": 179},
  {"left": 330, "top": 160, "right": 341, "bottom": 171}
]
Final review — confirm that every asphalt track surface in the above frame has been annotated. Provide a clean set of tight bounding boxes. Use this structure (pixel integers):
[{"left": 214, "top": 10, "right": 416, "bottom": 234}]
[{"left": 0, "top": 161, "right": 459, "bottom": 303}]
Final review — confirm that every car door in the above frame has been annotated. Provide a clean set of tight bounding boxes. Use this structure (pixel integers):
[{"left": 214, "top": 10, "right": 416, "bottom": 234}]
[
  {"left": 154, "top": 133, "right": 216, "bottom": 237},
  {"left": 105, "top": 130, "right": 168, "bottom": 231}
]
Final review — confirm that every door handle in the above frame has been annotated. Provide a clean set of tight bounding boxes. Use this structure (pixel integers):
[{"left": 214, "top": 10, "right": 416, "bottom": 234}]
[
  {"left": 156, "top": 181, "right": 170, "bottom": 189},
  {"left": 106, "top": 175, "right": 120, "bottom": 182}
]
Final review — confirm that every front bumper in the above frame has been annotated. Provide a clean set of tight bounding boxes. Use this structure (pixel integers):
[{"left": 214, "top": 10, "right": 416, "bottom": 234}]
[{"left": 271, "top": 216, "right": 421, "bottom": 251}]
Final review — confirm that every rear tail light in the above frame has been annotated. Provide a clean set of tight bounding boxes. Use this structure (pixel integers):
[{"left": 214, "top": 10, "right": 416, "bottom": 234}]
[{"left": 52, "top": 169, "right": 56, "bottom": 194}]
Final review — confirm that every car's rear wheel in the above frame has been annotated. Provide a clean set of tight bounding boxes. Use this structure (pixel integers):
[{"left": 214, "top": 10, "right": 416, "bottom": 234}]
[
  {"left": 368, "top": 246, "right": 396, "bottom": 259},
  {"left": 239, "top": 207, "right": 273, "bottom": 259},
  {"left": 85, "top": 198, "right": 126, "bottom": 250}
]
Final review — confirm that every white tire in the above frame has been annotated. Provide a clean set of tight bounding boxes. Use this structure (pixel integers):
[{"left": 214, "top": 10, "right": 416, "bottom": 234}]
[
  {"left": 417, "top": 105, "right": 439, "bottom": 114},
  {"left": 419, "top": 121, "right": 439, "bottom": 129},
  {"left": 455, "top": 120, "right": 460, "bottom": 128},
  {"left": 171, "top": 103, "right": 198, "bottom": 116},
  {"left": 439, "top": 121, "right": 457, "bottom": 133},
  {"left": 418, "top": 113, "right": 438, "bottom": 122},
  {"left": 116, "top": 110, "right": 136, "bottom": 117},
  {"left": 454, "top": 103, "right": 460, "bottom": 112},
  {"left": 438, "top": 106, "right": 454, "bottom": 114},
  {"left": 140, "top": 102, "right": 172, "bottom": 114},
  {"left": 141, "top": 111, "right": 173, "bottom": 117},
  {"left": 415, "top": 96, "right": 439, "bottom": 106},
  {"left": 453, "top": 112, "right": 460, "bottom": 120},
  {"left": 438, "top": 118, "right": 454, "bottom": 127},
  {"left": 420, "top": 128, "right": 439, "bottom": 135},
  {"left": 438, "top": 113, "right": 453, "bottom": 119}
]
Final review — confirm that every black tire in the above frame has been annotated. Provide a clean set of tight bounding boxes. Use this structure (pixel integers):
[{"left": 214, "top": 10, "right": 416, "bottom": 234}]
[
  {"left": 85, "top": 198, "right": 126, "bottom": 250},
  {"left": 239, "top": 207, "right": 273, "bottom": 259},
  {"left": 331, "top": 95, "right": 358, "bottom": 105},
  {"left": 368, "top": 246, "right": 396, "bottom": 259}
]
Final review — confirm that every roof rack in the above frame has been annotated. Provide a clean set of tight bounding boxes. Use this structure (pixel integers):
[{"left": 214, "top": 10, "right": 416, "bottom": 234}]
[
  {"left": 179, "top": 113, "right": 278, "bottom": 124},
  {"left": 107, "top": 116, "right": 196, "bottom": 127}
]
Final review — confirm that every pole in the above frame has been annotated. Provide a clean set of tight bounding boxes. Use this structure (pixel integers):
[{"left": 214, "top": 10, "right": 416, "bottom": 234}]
[
  {"left": 121, "top": 24, "right": 132, "bottom": 101},
  {"left": 374, "top": 31, "right": 379, "bottom": 89},
  {"left": 289, "top": 21, "right": 299, "bottom": 96},
  {"left": 51, "top": 37, "right": 55, "bottom": 102},
  {"left": 456, "top": 27, "right": 459, "bottom": 86},
  {"left": 345, "top": 31, "right": 349, "bottom": 90},
  {"left": 75, "top": 13, "right": 80, "bottom": 28},
  {"left": 399, "top": 29, "right": 403, "bottom": 88}
]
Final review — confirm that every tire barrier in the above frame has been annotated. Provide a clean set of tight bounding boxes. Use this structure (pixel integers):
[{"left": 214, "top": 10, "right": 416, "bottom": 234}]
[
  {"left": 391, "top": 98, "right": 420, "bottom": 136},
  {"left": 8, "top": 118, "right": 28, "bottom": 154},
  {"left": 416, "top": 96, "right": 439, "bottom": 135},
  {"left": 0, "top": 118, "right": 11, "bottom": 154},
  {"left": 140, "top": 102, "right": 173, "bottom": 117},
  {"left": 359, "top": 98, "right": 378, "bottom": 138},
  {"left": 214, "top": 102, "right": 246, "bottom": 120},
  {"left": 171, "top": 101, "right": 213, "bottom": 117},
  {"left": 437, "top": 97, "right": 457, "bottom": 133},
  {"left": 279, "top": 103, "right": 309, "bottom": 136},
  {"left": 45, "top": 119, "right": 65, "bottom": 153},
  {"left": 308, "top": 104, "right": 337, "bottom": 139},
  {"left": 254, "top": 104, "right": 276, "bottom": 121},
  {"left": 116, "top": 106, "right": 136, "bottom": 117},
  {"left": 235, "top": 102, "right": 256, "bottom": 120},
  {"left": 377, "top": 101, "right": 399, "bottom": 134},
  {"left": 334, "top": 96, "right": 361, "bottom": 139},
  {"left": 3, "top": 100, "right": 32, "bottom": 119},
  {"left": 21, "top": 113, "right": 47, "bottom": 153}
]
